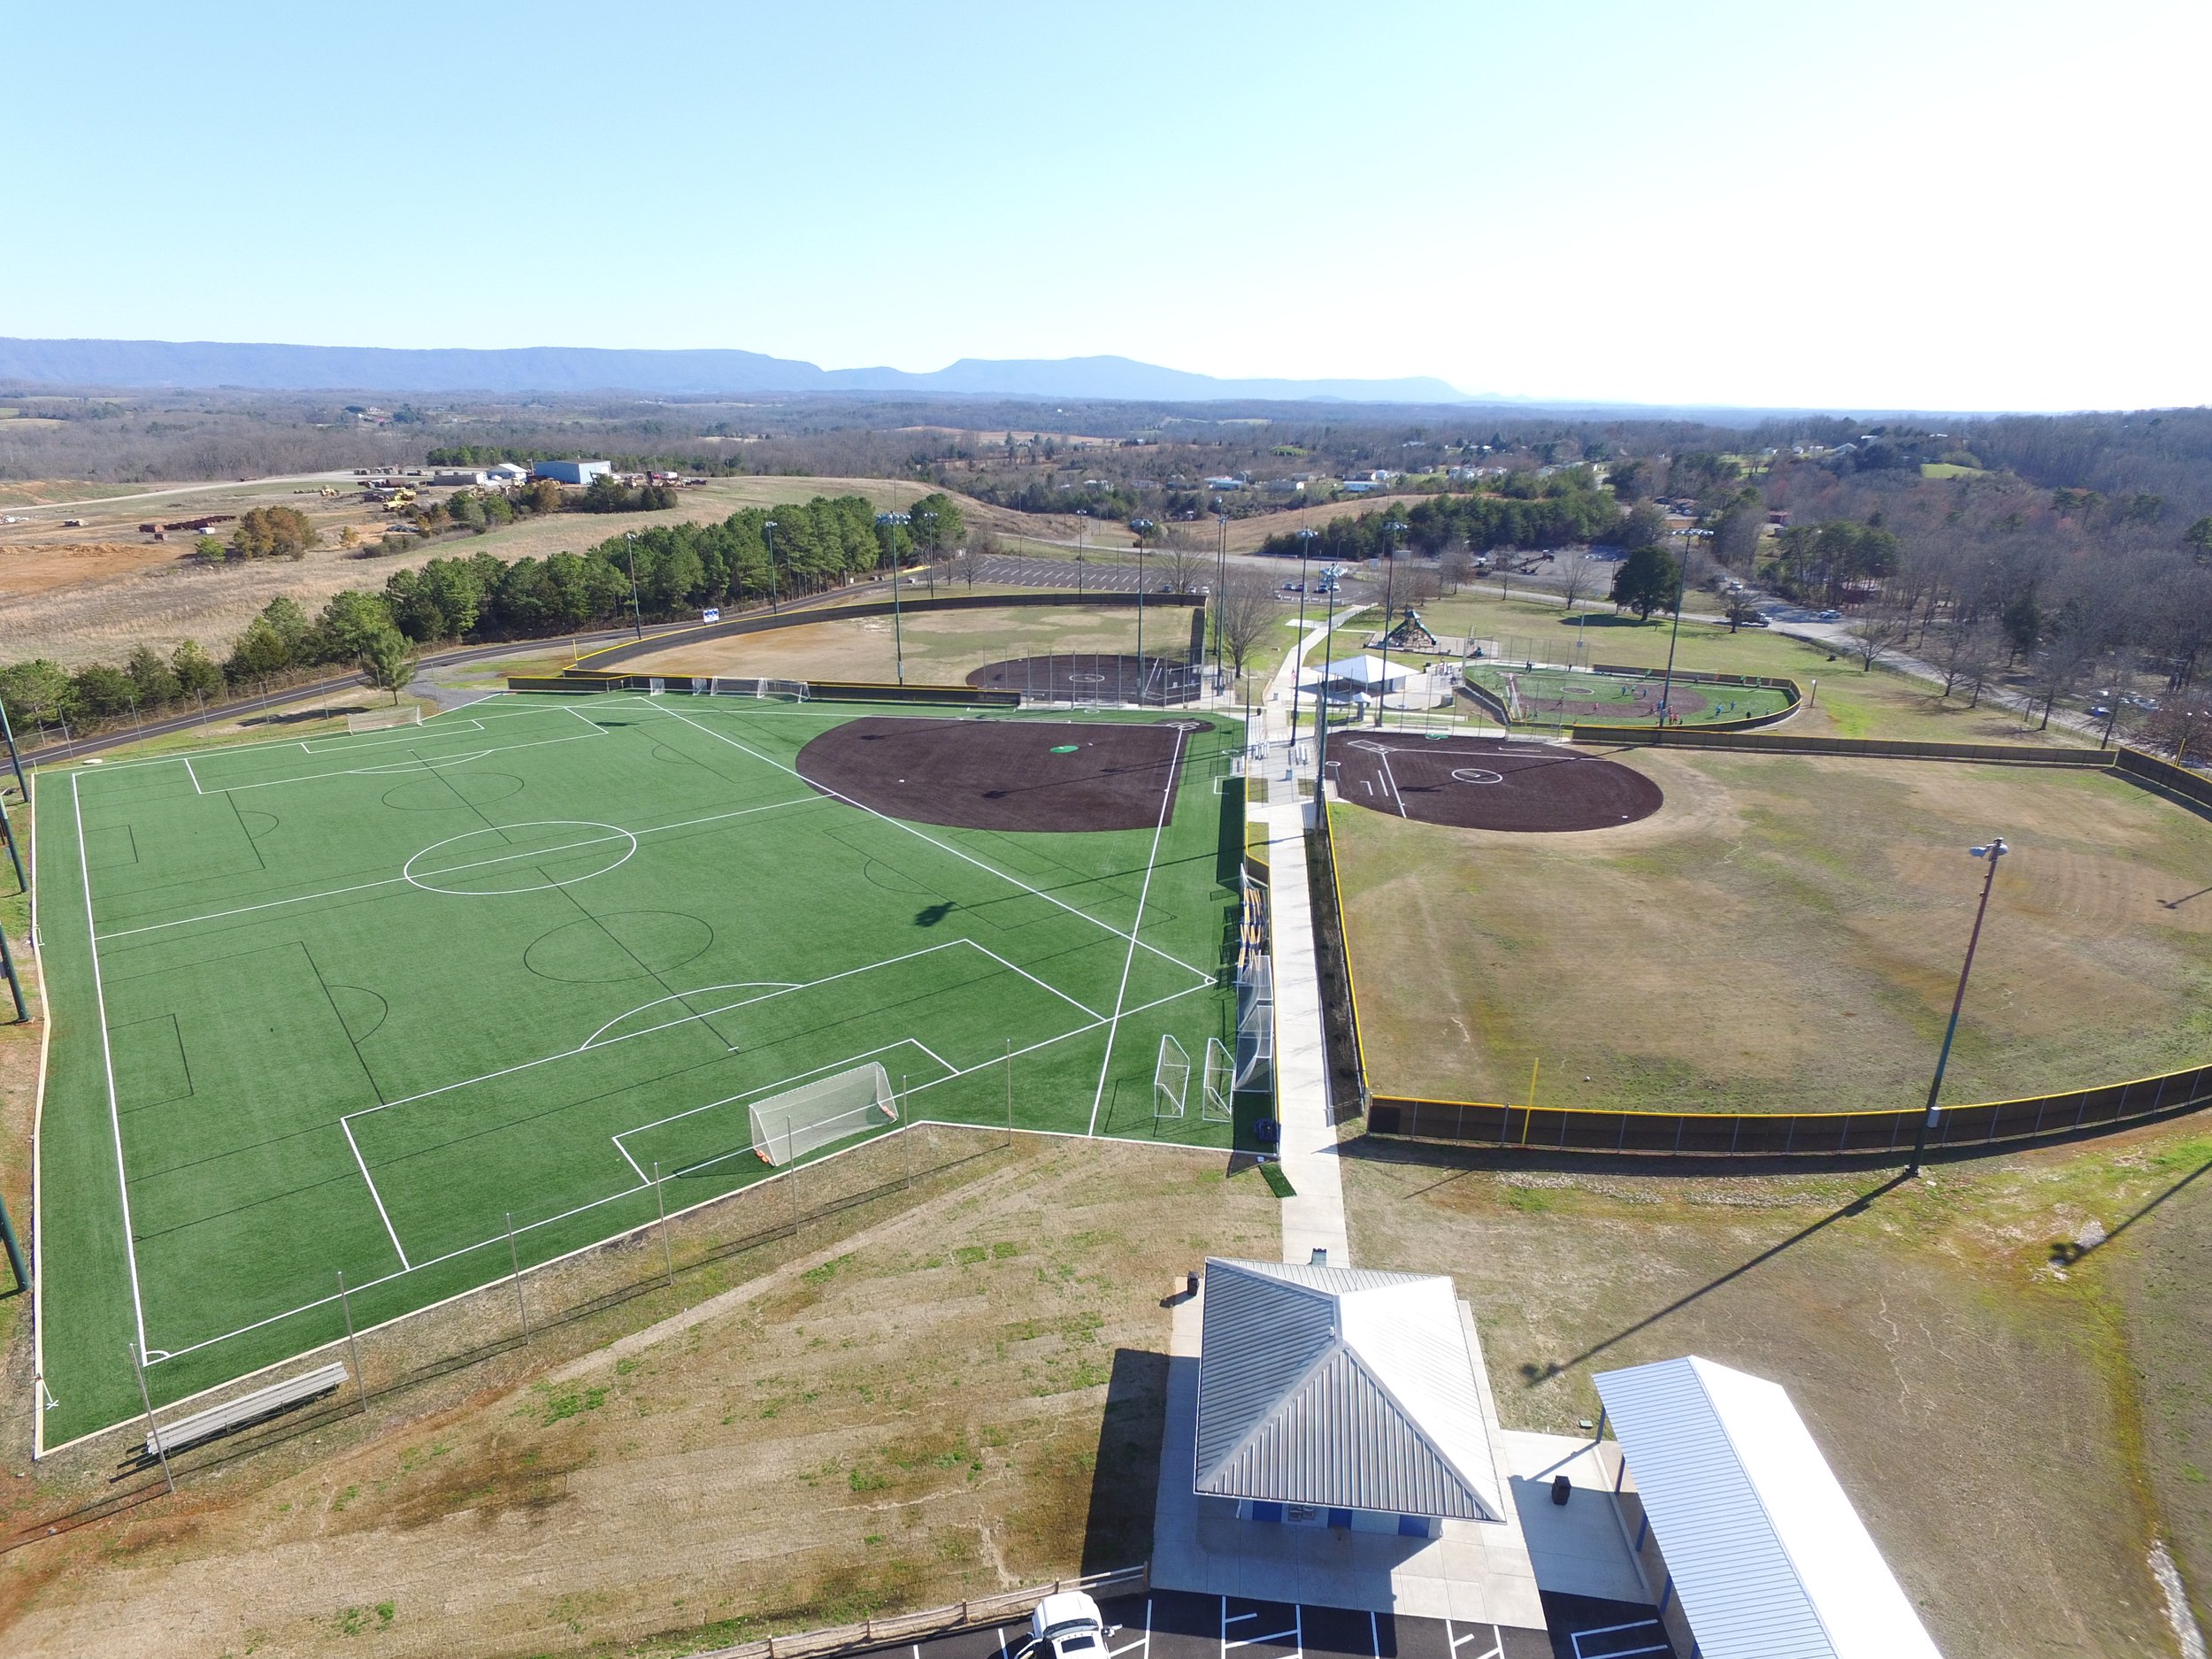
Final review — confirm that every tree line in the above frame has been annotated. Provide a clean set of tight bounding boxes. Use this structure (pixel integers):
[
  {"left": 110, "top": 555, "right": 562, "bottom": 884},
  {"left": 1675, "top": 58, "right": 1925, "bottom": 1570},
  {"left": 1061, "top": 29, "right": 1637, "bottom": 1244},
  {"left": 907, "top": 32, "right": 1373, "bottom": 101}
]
[
  {"left": 1254, "top": 478, "right": 1627, "bottom": 563},
  {"left": 0, "top": 492, "right": 966, "bottom": 737}
]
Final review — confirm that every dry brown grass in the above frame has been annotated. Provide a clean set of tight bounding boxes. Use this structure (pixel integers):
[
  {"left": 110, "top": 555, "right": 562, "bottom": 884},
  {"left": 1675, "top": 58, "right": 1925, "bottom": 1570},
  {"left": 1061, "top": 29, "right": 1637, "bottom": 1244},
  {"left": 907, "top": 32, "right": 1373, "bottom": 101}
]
[
  {"left": 1341, "top": 1125, "right": 2209, "bottom": 1659},
  {"left": 1333, "top": 754, "right": 2212, "bottom": 1114}
]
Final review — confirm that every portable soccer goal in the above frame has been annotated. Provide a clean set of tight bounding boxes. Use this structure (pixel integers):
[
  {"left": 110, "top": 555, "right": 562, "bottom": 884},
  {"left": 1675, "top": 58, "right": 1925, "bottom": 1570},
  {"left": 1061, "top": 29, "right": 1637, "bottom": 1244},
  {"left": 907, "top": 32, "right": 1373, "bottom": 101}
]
[
  {"left": 757, "top": 679, "right": 810, "bottom": 703},
  {"left": 347, "top": 705, "right": 421, "bottom": 733},
  {"left": 1202, "top": 1037, "right": 1234, "bottom": 1124},
  {"left": 749, "top": 1062, "right": 898, "bottom": 1167},
  {"left": 1154, "top": 1033, "right": 1191, "bottom": 1121}
]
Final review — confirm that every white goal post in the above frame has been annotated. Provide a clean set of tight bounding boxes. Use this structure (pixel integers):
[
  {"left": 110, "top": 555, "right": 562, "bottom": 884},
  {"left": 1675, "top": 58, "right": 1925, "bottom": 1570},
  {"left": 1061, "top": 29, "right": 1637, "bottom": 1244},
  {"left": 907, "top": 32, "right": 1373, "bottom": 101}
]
[
  {"left": 757, "top": 679, "right": 810, "bottom": 702},
  {"left": 347, "top": 705, "right": 421, "bottom": 733},
  {"left": 749, "top": 1062, "right": 898, "bottom": 1167},
  {"left": 1154, "top": 1033, "right": 1191, "bottom": 1121},
  {"left": 1202, "top": 1037, "right": 1234, "bottom": 1124}
]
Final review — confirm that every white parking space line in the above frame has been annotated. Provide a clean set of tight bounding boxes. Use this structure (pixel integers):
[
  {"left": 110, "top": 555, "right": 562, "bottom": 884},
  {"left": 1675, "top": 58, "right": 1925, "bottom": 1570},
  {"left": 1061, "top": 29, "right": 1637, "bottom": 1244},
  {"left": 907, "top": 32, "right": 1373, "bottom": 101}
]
[
  {"left": 1443, "top": 1619, "right": 1502, "bottom": 1659},
  {"left": 1568, "top": 1621, "right": 1667, "bottom": 1658}
]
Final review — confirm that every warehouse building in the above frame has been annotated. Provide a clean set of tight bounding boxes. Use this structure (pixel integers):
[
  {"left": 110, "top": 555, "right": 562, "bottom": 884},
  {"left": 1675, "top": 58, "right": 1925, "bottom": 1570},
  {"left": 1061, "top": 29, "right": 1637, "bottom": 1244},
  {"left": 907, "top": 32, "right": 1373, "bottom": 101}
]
[{"left": 532, "top": 458, "right": 612, "bottom": 486}]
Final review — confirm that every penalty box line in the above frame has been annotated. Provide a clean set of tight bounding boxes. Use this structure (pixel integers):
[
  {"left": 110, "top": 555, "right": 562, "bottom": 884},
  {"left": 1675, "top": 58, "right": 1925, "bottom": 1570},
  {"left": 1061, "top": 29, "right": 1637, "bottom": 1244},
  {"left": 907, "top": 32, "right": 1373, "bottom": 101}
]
[
  {"left": 175, "top": 725, "right": 607, "bottom": 797},
  {"left": 645, "top": 698, "right": 1213, "bottom": 982},
  {"left": 136, "top": 972, "right": 1223, "bottom": 1379},
  {"left": 73, "top": 695, "right": 557, "bottom": 781}
]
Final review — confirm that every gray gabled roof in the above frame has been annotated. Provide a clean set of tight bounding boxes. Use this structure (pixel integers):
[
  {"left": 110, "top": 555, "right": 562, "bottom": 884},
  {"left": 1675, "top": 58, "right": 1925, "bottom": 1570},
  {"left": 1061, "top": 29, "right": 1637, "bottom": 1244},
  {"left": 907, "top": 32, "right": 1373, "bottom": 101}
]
[
  {"left": 1594, "top": 1356, "right": 1940, "bottom": 1659},
  {"left": 1194, "top": 1258, "right": 1502, "bottom": 1521}
]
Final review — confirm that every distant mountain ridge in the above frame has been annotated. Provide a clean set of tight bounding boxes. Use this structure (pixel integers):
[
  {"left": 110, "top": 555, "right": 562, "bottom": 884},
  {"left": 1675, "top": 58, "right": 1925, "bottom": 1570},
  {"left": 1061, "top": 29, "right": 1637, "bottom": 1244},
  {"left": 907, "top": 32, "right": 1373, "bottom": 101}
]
[{"left": 0, "top": 337, "right": 1475, "bottom": 404}]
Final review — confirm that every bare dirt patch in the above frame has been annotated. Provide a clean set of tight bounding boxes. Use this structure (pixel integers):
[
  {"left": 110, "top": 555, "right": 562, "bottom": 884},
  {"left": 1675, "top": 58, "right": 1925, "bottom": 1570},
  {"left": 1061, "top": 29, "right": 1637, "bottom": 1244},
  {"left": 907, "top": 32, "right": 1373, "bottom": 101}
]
[{"left": 0, "top": 1134, "right": 1277, "bottom": 1659}]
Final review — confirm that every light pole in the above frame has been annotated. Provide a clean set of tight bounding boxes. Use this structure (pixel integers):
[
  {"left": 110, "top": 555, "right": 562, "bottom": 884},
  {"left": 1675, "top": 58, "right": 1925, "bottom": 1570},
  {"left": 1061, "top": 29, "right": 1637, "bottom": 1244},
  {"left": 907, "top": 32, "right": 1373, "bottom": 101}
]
[
  {"left": 1074, "top": 508, "right": 1088, "bottom": 596},
  {"left": 764, "top": 519, "right": 780, "bottom": 614},
  {"left": 918, "top": 510, "right": 939, "bottom": 596},
  {"left": 1314, "top": 571, "right": 1340, "bottom": 803},
  {"left": 1906, "top": 838, "right": 2009, "bottom": 1178},
  {"left": 1294, "top": 526, "right": 1319, "bottom": 751},
  {"left": 1213, "top": 499, "right": 1230, "bottom": 689},
  {"left": 1654, "top": 541, "right": 1689, "bottom": 732},
  {"left": 1131, "top": 519, "right": 1156, "bottom": 695},
  {"left": 875, "top": 511, "right": 911, "bottom": 683},
  {"left": 621, "top": 531, "right": 644, "bottom": 641},
  {"left": 1381, "top": 520, "right": 1409, "bottom": 728}
]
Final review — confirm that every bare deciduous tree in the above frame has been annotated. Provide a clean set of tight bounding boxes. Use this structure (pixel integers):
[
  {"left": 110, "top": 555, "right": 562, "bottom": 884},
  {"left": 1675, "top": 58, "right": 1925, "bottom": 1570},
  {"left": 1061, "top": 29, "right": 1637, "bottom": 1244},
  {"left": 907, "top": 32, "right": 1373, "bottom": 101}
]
[
  {"left": 1842, "top": 605, "right": 1913, "bottom": 672},
  {"left": 2144, "top": 689, "right": 2212, "bottom": 764},
  {"left": 1554, "top": 549, "right": 1597, "bottom": 610},
  {"left": 1215, "top": 570, "right": 1280, "bottom": 678}
]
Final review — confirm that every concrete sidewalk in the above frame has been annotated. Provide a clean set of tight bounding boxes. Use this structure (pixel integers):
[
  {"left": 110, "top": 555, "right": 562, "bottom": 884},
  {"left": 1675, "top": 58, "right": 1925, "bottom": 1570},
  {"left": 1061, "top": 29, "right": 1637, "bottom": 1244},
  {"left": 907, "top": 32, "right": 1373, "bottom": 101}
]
[{"left": 1261, "top": 795, "right": 1346, "bottom": 1266}]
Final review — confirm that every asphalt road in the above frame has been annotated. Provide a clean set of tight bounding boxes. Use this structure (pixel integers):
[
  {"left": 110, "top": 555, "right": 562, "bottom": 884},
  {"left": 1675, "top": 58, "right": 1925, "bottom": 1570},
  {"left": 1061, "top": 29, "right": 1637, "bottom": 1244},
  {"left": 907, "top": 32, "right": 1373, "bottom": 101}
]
[{"left": 883, "top": 1586, "right": 1666, "bottom": 1659}]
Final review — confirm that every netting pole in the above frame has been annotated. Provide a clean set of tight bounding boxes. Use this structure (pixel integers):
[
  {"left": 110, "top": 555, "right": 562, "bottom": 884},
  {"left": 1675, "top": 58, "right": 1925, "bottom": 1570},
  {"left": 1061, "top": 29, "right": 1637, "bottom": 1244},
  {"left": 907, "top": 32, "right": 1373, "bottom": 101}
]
[
  {"left": 653, "top": 1161, "right": 673, "bottom": 1288},
  {"left": 1004, "top": 1039, "right": 1014, "bottom": 1147},
  {"left": 336, "top": 1271, "right": 368, "bottom": 1413},
  {"left": 784, "top": 1118, "right": 799, "bottom": 1240},
  {"left": 0, "top": 701, "right": 27, "bottom": 801},
  {"left": 130, "top": 1342, "right": 175, "bottom": 1494},
  {"left": 504, "top": 1213, "right": 530, "bottom": 1340}
]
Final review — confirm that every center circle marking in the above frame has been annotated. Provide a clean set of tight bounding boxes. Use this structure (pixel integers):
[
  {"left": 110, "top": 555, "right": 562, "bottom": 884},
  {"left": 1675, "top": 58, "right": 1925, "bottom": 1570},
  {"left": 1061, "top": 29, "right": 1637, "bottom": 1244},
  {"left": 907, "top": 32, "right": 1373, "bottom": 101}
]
[{"left": 403, "top": 820, "right": 637, "bottom": 896}]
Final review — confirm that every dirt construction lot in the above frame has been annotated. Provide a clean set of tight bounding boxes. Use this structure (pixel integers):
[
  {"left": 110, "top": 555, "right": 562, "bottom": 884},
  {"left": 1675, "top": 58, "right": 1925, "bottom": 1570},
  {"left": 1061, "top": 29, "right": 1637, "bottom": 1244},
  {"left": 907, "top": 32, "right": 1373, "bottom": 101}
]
[
  {"left": 0, "top": 1135, "right": 1279, "bottom": 1659},
  {"left": 1341, "top": 1123, "right": 2212, "bottom": 1659},
  {"left": 1333, "top": 751, "right": 2212, "bottom": 1115}
]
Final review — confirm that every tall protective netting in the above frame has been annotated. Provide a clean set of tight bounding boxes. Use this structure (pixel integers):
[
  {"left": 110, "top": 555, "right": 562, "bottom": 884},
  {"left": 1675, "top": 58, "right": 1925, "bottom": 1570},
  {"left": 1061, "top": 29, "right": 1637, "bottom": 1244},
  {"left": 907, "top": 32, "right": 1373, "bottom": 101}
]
[{"left": 749, "top": 1063, "right": 897, "bottom": 1167}]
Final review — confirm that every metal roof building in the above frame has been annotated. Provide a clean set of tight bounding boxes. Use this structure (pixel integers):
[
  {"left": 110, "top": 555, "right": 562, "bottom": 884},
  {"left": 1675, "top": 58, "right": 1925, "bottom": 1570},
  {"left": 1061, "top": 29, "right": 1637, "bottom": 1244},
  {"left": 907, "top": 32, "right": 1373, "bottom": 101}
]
[
  {"left": 1593, "top": 1356, "right": 1941, "bottom": 1659},
  {"left": 1194, "top": 1257, "right": 1504, "bottom": 1524}
]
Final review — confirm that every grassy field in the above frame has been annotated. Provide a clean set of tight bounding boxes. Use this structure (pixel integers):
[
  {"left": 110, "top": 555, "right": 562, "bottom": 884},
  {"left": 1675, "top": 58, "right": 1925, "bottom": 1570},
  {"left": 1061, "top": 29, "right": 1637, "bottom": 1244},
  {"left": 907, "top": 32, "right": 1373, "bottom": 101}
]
[
  {"left": 0, "top": 1133, "right": 1281, "bottom": 1658},
  {"left": 1332, "top": 751, "right": 2212, "bottom": 1114},
  {"left": 1462, "top": 663, "right": 1795, "bottom": 727},
  {"left": 1395, "top": 590, "right": 2101, "bottom": 747},
  {"left": 1341, "top": 1121, "right": 2212, "bottom": 1659},
  {"left": 33, "top": 694, "right": 1243, "bottom": 1442},
  {"left": 616, "top": 599, "right": 1200, "bottom": 686}
]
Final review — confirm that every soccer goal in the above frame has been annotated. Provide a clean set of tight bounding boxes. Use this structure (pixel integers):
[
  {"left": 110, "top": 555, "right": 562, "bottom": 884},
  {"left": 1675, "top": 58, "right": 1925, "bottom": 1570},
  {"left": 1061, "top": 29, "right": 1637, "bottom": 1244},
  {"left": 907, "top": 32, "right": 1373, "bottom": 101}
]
[
  {"left": 749, "top": 1062, "right": 898, "bottom": 1167},
  {"left": 347, "top": 705, "right": 421, "bottom": 733},
  {"left": 757, "top": 679, "right": 810, "bottom": 703},
  {"left": 1154, "top": 1033, "right": 1191, "bottom": 1121},
  {"left": 1202, "top": 1037, "right": 1233, "bottom": 1124}
]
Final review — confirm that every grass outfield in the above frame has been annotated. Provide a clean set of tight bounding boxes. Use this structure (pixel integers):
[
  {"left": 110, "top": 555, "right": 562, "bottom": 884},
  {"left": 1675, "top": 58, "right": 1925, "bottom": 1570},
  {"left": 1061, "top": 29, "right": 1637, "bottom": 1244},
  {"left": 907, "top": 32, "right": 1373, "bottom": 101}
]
[
  {"left": 1333, "top": 749, "right": 2212, "bottom": 1117},
  {"left": 1462, "top": 663, "right": 1794, "bottom": 727},
  {"left": 1402, "top": 590, "right": 2105, "bottom": 747},
  {"left": 33, "top": 694, "right": 1244, "bottom": 1443}
]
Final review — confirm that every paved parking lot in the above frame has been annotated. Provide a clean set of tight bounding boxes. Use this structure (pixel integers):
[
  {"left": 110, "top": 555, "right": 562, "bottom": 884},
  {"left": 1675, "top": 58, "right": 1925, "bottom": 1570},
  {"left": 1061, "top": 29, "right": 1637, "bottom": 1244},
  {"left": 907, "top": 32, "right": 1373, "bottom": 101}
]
[
  {"left": 975, "top": 553, "right": 1149, "bottom": 592},
  {"left": 889, "top": 1586, "right": 1664, "bottom": 1659}
]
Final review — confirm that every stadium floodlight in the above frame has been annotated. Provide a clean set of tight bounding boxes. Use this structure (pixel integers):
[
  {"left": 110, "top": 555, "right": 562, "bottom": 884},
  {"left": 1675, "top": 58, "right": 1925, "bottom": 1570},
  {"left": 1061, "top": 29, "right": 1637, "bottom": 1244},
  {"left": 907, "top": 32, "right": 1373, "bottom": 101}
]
[
  {"left": 750, "top": 1063, "right": 899, "bottom": 1168},
  {"left": 1907, "top": 836, "right": 2008, "bottom": 1178},
  {"left": 764, "top": 519, "right": 780, "bottom": 612},
  {"left": 876, "top": 511, "right": 912, "bottom": 683},
  {"left": 622, "top": 531, "right": 645, "bottom": 641}
]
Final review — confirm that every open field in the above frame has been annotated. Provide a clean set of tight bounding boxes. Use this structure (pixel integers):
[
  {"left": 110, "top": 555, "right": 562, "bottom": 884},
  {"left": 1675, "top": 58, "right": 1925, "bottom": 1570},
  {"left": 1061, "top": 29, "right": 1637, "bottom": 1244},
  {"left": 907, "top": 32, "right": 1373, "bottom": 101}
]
[
  {"left": 32, "top": 694, "right": 1243, "bottom": 1442},
  {"left": 618, "top": 600, "right": 1198, "bottom": 685},
  {"left": 1461, "top": 663, "right": 1794, "bottom": 727},
  {"left": 0, "top": 477, "right": 1096, "bottom": 669},
  {"left": 1397, "top": 590, "right": 2104, "bottom": 747},
  {"left": 0, "top": 1134, "right": 1279, "bottom": 1659},
  {"left": 1340, "top": 1121, "right": 2212, "bottom": 1659},
  {"left": 1332, "top": 751, "right": 2212, "bottom": 1114}
]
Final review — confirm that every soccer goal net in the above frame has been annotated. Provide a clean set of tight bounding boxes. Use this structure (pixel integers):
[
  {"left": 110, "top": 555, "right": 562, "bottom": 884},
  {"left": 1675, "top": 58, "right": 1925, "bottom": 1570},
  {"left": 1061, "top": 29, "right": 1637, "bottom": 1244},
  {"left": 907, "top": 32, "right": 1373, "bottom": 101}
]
[
  {"left": 348, "top": 705, "right": 421, "bottom": 733},
  {"left": 749, "top": 1063, "right": 898, "bottom": 1167},
  {"left": 757, "top": 679, "right": 810, "bottom": 703},
  {"left": 1154, "top": 1033, "right": 1191, "bottom": 1121},
  {"left": 1202, "top": 1037, "right": 1234, "bottom": 1124}
]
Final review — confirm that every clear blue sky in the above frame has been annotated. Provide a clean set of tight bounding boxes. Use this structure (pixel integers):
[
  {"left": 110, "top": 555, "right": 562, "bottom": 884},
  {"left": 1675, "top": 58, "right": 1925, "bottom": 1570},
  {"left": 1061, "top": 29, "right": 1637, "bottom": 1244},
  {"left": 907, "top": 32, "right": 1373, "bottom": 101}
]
[{"left": 9, "top": 1, "right": 2208, "bottom": 411}]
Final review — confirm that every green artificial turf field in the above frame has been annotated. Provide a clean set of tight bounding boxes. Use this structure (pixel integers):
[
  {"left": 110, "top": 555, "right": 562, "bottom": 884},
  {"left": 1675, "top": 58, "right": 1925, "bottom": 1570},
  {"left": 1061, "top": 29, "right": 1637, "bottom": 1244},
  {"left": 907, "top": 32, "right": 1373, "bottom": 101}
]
[
  {"left": 1462, "top": 663, "right": 1794, "bottom": 727},
  {"left": 33, "top": 694, "right": 1246, "bottom": 1444}
]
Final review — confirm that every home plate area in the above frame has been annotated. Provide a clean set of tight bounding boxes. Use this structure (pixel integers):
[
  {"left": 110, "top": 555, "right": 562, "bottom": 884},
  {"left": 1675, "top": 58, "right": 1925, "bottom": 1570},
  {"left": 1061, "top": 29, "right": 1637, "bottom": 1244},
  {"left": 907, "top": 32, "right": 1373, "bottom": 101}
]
[{"left": 1328, "top": 736, "right": 1663, "bottom": 833}]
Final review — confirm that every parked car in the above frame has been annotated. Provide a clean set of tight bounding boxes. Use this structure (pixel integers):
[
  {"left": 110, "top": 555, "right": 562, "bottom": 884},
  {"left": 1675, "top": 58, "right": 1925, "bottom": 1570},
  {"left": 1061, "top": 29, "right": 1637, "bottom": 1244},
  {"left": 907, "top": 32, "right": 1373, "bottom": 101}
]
[
  {"left": 1028, "top": 1593, "right": 1117, "bottom": 1659},
  {"left": 1817, "top": 609, "right": 1842, "bottom": 621}
]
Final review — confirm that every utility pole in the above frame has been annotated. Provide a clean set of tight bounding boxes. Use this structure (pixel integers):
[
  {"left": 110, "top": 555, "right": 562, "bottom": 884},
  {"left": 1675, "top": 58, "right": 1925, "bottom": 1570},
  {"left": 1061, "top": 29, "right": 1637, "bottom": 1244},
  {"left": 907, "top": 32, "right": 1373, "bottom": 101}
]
[
  {"left": 1655, "top": 545, "right": 1688, "bottom": 733},
  {"left": 764, "top": 519, "right": 780, "bottom": 613},
  {"left": 1907, "top": 838, "right": 2009, "bottom": 1177}
]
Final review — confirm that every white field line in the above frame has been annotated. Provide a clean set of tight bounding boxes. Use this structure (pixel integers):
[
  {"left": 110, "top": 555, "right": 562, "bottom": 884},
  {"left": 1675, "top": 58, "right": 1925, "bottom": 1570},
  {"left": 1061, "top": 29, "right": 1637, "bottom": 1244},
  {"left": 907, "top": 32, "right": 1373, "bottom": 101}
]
[
  {"left": 193, "top": 728, "right": 602, "bottom": 795},
  {"left": 93, "top": 792, "right": 819, "bottom": 942},
  {"left": 646, "top": 699, "right": 1211, "bottom": 979},
  {"left": 141, "top": 974, "right": 1219, "bottom": 1380},
  {"left": 580, "top": 982, "right": 801, "bottom": 1050},
  {"left": 342, "top": 1118, "right": 410, "bottom": 1269},
  {"left": 1086, "top": 726, "right": 1186, "bottom": 1137},
  {"left": 70, "top": 772, "right": 150, "bottom": 1361},
  {"left": 28, "top": 772, "right": 54, "bottom": 1455},
  {"left": 359, "top": 941, "right": 970, "bottom": 1116},
  {"left": 299, "top": 715, "right": 489, "bottom": 755},
  {"left": 78, "top": 696, "right": 553, "bottom": 780},
  {"left": 1378, "top": 749, "right": 1409, "bottom": 818},
  {"left": 180, "top": 757, "right": 202, "bottom": 795}
]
